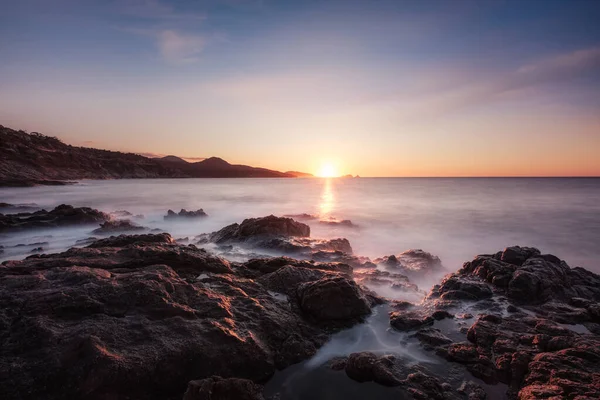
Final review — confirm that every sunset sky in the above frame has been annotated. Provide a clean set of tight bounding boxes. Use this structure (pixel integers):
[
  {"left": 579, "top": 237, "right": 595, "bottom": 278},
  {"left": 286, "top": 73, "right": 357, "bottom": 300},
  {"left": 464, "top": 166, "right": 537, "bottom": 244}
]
[{"left": 1, "top": 0, "right": 599, "bottom": 177}]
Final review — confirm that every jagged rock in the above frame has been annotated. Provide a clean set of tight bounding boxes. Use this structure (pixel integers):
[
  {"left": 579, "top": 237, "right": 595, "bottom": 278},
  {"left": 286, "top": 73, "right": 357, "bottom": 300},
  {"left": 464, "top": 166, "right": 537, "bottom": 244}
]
[
  {"left": 0, "top": 234, "right": 381, "bottom": 399},
  {"left": 344, "top": 352, "right": 405, "bottom": 386},
  {"left": 318, "top": 219, "right": 358, "bottom": 228},
  {"left": 0, "top": 204, "right": 109, "bottom": 232},
  {"left": 390, "top": 311, "right": 434, "bottom": 331},
  {"left": 92, "top": 219, "right": 146, "bottom": 234},
  {"left": 374, "top": 249, "right": 443, "bottom": 279},
  {"left": 183, "top": 376, "right": 264, "bottom": 400},
  {"left": 297, "top": 276, "right": 371, "bottom": 323},
  {"left": 257, "top": 265, "right": 331, "bottom": 296},
  {"left": 210, "top": 216, "right": 310, "bottom": 243},
  {"left": 164, "top": 209, "right": 208, "bottom": 220},
  {"left": 414, "top": 328, "right": 453, "bottom": 346}
]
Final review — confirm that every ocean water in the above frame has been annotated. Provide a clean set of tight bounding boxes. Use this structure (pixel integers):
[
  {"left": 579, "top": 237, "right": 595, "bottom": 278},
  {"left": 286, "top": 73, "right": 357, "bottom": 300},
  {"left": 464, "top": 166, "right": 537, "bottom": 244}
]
[
  {"left": 1, "top": 177, "right": 599, "bottom": 273},
  {"left": 2, "top": 177, "right": 599, "bottom": 399}
]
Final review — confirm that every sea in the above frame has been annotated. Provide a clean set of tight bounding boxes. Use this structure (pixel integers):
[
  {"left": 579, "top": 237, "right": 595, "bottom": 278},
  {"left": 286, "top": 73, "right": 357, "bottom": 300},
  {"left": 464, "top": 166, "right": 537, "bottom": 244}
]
[
  {"left": 1, "top": 177, "right": 599, "bottom": 272},
  {"left": 2, "top": 177, "right": 599, "bottom": 399}
]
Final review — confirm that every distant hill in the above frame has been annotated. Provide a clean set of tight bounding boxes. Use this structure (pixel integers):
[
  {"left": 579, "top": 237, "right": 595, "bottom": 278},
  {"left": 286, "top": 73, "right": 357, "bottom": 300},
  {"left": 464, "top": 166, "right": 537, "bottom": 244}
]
[
  {"left": 285, "top": 171, "right": 314, "bottom": 178},
  {"left": 0, "top": 125, "right": 295, "bottom": 186}
]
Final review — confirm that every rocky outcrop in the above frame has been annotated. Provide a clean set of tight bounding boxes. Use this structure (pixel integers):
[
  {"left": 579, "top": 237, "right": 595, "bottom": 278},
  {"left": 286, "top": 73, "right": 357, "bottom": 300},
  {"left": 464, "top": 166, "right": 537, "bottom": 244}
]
[
  {"left": 183, "top": 376, "right": 264, "bottom": 400},
  {"left": 297, "top": 276, "right": 372, "bottom": 325},
  {"left": 210, "top": 216, "right": 310, "bottom": 243},
  {"left": 318, "top": 219, "right": 358, "bottom": 228},
  {"left": 374, "top": 249, "right": 443, "bottom": 279},
  {"left": 459, "top": 245, "right": 600, "bottom": 304},
  {"left": 0, "top": 233, "right": 378, "bottom": 400},
  {"left": 403, "top": 246, "right": 600, "bottom": 399},
  {"left": 164, "top": 209, "right": 208, "bottom": 220},
  {"left": 0, "top": 204, "right": 110, "bottom": 232},
  {"left": 91, "top": 219, "right": 147, "bottom": 234}
]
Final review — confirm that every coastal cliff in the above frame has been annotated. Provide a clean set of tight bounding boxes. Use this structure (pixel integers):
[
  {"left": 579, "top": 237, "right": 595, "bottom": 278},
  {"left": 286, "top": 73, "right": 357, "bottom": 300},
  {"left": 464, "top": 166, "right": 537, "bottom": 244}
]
[{"left": 0, "top": 125, "right": 295, "bottom": 186}]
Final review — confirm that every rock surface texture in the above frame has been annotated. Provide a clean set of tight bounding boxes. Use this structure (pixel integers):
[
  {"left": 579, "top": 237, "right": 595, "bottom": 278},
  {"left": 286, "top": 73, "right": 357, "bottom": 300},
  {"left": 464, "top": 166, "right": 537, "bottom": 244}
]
[
  {"left": 0, "top": 232, "right": 377, "bottom": 400},
  {"left": 0, "top": 204, "right": 110, "bottom": 232}
]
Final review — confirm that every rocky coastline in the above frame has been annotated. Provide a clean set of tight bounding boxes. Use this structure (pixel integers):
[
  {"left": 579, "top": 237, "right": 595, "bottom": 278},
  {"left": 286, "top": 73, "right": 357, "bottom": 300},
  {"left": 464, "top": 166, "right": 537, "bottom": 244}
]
[{"left": 1, "top": 204, "right": 599, "bottom": 399}]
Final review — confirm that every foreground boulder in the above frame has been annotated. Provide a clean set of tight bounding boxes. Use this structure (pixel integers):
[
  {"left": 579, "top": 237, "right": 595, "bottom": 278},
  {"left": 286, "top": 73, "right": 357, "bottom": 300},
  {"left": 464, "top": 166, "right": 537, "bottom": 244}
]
[
  {"left": 415, "top": 247, "right": 600, "bottom": 399},
  {"left": 0, "top": 204, "right": 109, "bottom": 232},
  {"left": 0, "top": 233, "right": 377, "bottom": 400},
  {"left": 297, "top": 276, "right": 372, "bottom": 324}
]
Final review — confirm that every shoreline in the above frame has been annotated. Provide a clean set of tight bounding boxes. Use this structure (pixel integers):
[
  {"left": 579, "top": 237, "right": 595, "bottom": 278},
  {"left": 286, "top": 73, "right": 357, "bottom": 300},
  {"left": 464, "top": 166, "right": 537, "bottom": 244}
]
[{"left": 1, "top": 205, "right": 599, "bottom": 399}]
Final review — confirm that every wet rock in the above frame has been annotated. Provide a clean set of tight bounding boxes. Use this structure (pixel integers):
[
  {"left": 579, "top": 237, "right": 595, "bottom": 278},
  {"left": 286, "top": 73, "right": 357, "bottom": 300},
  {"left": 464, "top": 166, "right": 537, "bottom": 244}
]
[
  {"left": 92, "top": 219, "right": 146, "bottom": 234},
  {"left": 1, "top": 235, "right": 374, "bottom": 400},
  {"left": 0, "top": 202, "right": 40, "bottom": 213},
  {"left": 210, "top": 215, "right": 310, "bottom": 243},
  {"left": 87, "top": 232, "right": 175, "bottom": 248},
  {"left": 437, "top": 276, "right": 493, "bottom": 301},
  {"left": 344, "top": 352, "right": 404, "bottom": 386},
  {"left": 110, "top": 210, "right": 133, "bottom": 218},
  {"left": 414, "top": 328, "right": 453, "bottom": 346},
  {"left": 0, "top": 204, "right": 109, "bottom": 232},
  {"left": 183, "top": 376, "right": 264, "bottom": 400},
  {"left": 164, "top": 209, "right": 208, "bottom": 220},
  {"left": 297, "top": 276, "right": 371, "bottom": 323},
  {"left": 457, "top": 380, "right": 487, "bottom": 400},
  {"left": 257, "top": 265, "right": 330, "bottom": 296},
  {"left": 405, "top": 372, "right": 447, "bottom": 400},
  {"left": 282, "top": 213, "right": 317, "bottom": 220},
  {"left": 500, "top": 246, "right": 540, "bottom": 266},
  {"left": 374, "top": 249, "right": 443, "bottom": 279},
  {"left": 390, "top": 311, "right": 434, "bottom": 331},
  {"left": 318, "top": 218, "right": 358, "bottom": 228}
]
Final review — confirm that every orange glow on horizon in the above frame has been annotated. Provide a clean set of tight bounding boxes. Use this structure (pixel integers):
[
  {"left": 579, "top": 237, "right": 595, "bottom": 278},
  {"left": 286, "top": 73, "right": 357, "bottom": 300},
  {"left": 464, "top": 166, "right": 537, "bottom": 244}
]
[{"left": 317, "top": 162, "right": 338, "bottom": 178}]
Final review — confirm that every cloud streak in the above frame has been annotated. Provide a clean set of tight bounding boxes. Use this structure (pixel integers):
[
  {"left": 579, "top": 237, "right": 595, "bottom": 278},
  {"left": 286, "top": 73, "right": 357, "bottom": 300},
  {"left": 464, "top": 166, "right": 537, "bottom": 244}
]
[{"left": 157, "top": 30, "right": 206, "bottom": 64}]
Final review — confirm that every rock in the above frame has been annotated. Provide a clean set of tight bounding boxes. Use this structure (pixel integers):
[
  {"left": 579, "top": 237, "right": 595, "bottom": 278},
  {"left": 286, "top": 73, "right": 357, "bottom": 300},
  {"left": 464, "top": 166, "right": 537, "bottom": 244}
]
[
  {"left": 390, "top": 311, "right": 434, "bottom": 331},
  {"left": 110, "top": 210, "right": 133, "bottom": 218},
  {"left": 457, "top": 381, "right": 487, "bottom": 400},
  {"left": 164, "top": 209, "right": 208, "bottom": 220},
  {"left": 29, "top": 247, "right": 44, "bottom": 253},
  {"left": 437, "top": 276, "right": 493, "bottom": 301},
  {"left": 374, "top": 249, "right": 443, "bottom": 279},
  {"left": 1, "top": 235, "right": 376, "bottom": 399},
  {"left": 91, "top": 219, "right": 146, "bottom": 234},
  {"left": 257, "top": 265, "right": 330, "bottom": 296},
  {"left": 318, "top": 219, "right": 358, "bottom": 228},
  {"left": 414, "top": 328, "right": 453, "bottom": 346},
  {"left": 501, "top": 246, "right": 540, "bottom": 266},
  {"left": 282, "top": 213, "right": 317, "bottom": 220},
  {"left": 209, "top": 216, "right": 310, "bottom": 243},
  {"left": 183, "top": 376, "right": 264, "bottom": 400},
  {"left": 0, "top": 204, "right": 109, "bottom": 232},
  {"left": 344, "top": 352, "right": 404, "bottom": 386},
  {"left": 297, "top": 276, "right": 371, "bottom": 323}
]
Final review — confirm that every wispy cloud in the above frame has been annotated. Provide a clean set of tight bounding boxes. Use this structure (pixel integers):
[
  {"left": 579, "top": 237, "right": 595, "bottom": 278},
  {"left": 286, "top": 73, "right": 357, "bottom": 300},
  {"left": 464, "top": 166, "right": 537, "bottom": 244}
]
[{"left": 157, "top": 30, "right": 206, "bottom": 64}]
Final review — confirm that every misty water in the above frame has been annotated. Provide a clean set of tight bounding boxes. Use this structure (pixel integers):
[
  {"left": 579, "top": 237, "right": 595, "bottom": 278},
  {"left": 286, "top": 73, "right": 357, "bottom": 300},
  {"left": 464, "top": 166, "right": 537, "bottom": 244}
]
[
  {"left": 2, "top": 177, "right": 599, "bottom": 271},
  {"left": 2, "top": 177, "right": 599, "bottom": 399}
]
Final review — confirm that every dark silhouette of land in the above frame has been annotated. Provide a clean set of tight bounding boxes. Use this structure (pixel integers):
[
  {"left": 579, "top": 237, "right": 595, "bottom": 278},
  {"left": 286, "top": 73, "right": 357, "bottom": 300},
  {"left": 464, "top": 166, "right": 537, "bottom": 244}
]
[{"left": 0, "top": 125, "right": 308, "bottom": 186}]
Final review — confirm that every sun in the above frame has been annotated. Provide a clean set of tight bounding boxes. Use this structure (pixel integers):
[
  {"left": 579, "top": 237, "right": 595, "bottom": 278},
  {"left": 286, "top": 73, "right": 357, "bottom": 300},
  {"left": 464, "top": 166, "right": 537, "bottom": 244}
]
[{"left": 318, "top": 162, "right": 338, "bottom": 178}]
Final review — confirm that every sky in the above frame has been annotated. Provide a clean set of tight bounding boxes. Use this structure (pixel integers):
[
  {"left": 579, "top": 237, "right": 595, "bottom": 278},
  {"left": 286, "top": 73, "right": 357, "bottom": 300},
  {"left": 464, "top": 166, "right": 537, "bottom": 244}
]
[{"left": 1, "top": 0, "right": 599, "bottom": 177}]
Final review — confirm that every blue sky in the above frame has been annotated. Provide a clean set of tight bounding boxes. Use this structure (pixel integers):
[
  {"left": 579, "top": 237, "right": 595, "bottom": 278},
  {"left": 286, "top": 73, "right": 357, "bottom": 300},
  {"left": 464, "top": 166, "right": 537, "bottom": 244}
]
[{"left": 1, "top": 0, "right": 599, "bottom": 176}]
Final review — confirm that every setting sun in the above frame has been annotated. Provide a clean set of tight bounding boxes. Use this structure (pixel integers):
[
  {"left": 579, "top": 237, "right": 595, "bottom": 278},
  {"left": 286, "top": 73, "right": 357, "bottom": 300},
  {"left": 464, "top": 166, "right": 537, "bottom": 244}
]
[{"left": 318, "top": 163, "right": 338, "bottom": 178}]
